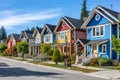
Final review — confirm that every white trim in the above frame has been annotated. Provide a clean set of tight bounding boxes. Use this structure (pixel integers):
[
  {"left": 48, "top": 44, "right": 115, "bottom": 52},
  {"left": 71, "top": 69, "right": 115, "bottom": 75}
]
[
  {"left": 64, "top": 17, "right": 76, "bottom": 29},
  {"left": 98, "top": 40, "right": 108, "bottom": 45},
  {"left": 98, "top": 6, "right": 119, "bottom": 22},
  {"left": 81, "top": 9, "right": 96, "bottom": 28},
  {"left": 75, "top": 39, "right": 84, "bottom": 46},
  {"left": 102, "top": 44, "right": 107, "bottom": 54},
  {"left": 87, "top": 23, "right": 110, "bottom": 28},
  {"left": 110, "top": 23, "right": 112, "bottom": 59},
  {"left": 41, "top": 24, "right": 53, "bottom": 35},
  {"left": 55, "top": 30, "right": 70, "bottom": 33},
  {"left": 91, "top": 25, "right": 105, "bottom": 38},
  {"left": 54, "top": 18, "right": 73, "bottom": 32}
]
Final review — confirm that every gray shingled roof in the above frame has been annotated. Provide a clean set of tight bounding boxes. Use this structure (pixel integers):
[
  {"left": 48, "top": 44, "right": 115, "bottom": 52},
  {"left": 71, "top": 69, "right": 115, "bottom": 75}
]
[
  {"left": 46, "top": 24, "right": 56, "bottom": 33},
  {"left": 24, "top": 30, "right": 33, "bottom": 39},
  {"left": 88, "top": 39, "right": 108, "bottom": 45},
  {"left": 36, "top": 27, "right": 42, "bottom": 33},
  {"left": 63, "top": 16, "right": 84, "bottom": 29},
  {"left": 12, "top": 34, "right": 20, "bottom": 41},
  {"left": 78, "top": 39, "right": 90, "bottom": 45},
  {"left": 98, "top": 5, "right": 120, "bottom": 20}
]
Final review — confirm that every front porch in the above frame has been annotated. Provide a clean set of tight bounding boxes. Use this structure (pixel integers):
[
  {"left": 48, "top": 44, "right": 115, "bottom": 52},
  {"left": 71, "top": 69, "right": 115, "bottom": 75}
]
[
  {"left": 29, "top": 43, "right": 41, "bottom": 56},
  {"left": 75, "top": 39, "right": 109, "bottom": 64},
  {"left": 57, "top": 43, "right": 70, "bottom": 56}
]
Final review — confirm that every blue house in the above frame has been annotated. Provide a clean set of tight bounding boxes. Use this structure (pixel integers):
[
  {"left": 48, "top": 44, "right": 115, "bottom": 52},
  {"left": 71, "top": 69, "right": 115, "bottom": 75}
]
[
  {"left": 41, "top": 24, "right": 56, "bottom": 46},
  {"left": 75, "top": 5, "right": 120, "bottom": 64}
]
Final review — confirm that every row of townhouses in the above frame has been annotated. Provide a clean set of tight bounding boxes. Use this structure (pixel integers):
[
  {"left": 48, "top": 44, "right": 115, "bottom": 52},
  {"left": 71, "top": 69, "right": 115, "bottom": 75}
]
[{"left": 6, "top": 5, "right": 120, "bottom": 64}]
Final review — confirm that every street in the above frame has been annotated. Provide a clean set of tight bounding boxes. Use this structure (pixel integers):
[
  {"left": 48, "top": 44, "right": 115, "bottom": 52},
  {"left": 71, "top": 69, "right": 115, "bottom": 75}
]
[{"left": 0, "top": 57, "right": 106, "bottom": 80}]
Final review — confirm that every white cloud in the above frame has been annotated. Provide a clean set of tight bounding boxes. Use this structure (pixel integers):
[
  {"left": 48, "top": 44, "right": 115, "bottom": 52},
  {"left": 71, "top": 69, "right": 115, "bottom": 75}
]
[{"left": 0, "top": 8, "right": 61, "bottom": 29}]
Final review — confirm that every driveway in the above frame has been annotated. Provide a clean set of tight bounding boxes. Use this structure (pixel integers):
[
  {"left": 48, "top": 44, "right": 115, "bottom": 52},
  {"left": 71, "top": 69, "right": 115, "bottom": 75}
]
[{"left": 0, "top": 57, "right": 107, "bottom": 80}]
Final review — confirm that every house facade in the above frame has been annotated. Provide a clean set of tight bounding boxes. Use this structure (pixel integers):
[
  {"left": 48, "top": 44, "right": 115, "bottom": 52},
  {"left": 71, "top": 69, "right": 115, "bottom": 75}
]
[
  {"left": 54, "top": 16, "right": 86, "bottom": 57},
  {"left": 6, "top": 34, "right": 20, "bottom": 55},
  {"left": 29, "top": 27, "right": 42, "bottom": 55},
  {"left": 19, "top": 30, "right": 34, "bottom": 56},
  {"left": 75, "top": 5, "right": 120, "bottom": 64},
  {"left": 41, "top": 24, "right": 56, "bottom": 45}
]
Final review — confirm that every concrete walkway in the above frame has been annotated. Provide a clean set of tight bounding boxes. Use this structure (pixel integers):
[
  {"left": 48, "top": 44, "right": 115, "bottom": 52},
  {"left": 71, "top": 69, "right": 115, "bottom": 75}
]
[{"left": 75, "top": 64, "right": 120, "bottom": 80}]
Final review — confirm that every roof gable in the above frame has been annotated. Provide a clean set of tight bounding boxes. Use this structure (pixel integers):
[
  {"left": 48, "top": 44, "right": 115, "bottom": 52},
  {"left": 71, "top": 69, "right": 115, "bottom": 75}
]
[
  {"left": 32, "top": 27, "right": 42, "bottom": 37},
  {"left": 41, "top": 24, "right": 56, "bottom": 35},
  {"left": 87, "top": 13, "right": 110, "bottom": 26},
  {"left": 82, "top": 5, "right": 120, "bottom": 28}
]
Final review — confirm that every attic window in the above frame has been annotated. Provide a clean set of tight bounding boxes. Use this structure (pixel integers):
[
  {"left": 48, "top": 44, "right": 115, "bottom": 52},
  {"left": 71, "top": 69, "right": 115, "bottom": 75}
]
[
  {"left": 95, "top": 14, "right": 100, "bottom": 21},
  {"left": 47, "top": 29, "right": 49, "bottom": 32},
  {"left": 62, "top": 23, "right": 65, "bottom": 27}
]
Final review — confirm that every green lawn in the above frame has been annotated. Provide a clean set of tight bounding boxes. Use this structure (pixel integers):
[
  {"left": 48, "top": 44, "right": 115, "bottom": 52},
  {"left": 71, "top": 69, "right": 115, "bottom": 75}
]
[
  {"left": 28, "top": 61, "right": 98, "bottom": 73},
  {"left": 91, "top": 66, "right": 118, "bottom": 70}
]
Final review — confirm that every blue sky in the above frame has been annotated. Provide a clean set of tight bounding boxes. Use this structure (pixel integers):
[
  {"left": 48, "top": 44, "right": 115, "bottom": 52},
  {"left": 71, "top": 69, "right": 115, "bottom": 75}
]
[{"left": 0, "top": 0, "right": 119, "bottom": 35}]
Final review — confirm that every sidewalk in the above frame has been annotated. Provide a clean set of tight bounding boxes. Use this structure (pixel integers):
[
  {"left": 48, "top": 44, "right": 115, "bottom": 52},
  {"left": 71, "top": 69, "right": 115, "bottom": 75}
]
[{"left": 75, "top": 64, "right": 120, "bottom": 80}]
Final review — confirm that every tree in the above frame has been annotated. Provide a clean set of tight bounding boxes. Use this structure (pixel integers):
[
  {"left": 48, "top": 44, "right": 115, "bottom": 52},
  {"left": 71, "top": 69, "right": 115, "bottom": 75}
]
[
  {"left": 52, "top": 47, "right": 61, "bottom": 65},
  {"left": 0, "top": 43, "right": 7, "bottom": 54},
  {"left": 80, "top": 0, "right": 89, "bottom": 20},
  {"left": 112, "top": 35, "right": 120, "bottom": 56},
  {"left": 41, "top": 44, "right": 52, "bottom": 55},
  {"left": 17, "top": 41, "right": 29, "bottom": 60},
  {"left": 31, "top": 27, "right": 35, "bottom": 32},
  {"left": 12, "top": 46, "right": 17, "bottom": 56},
  {"left": 0, "top": 26, "right": 7, "bottom": 40}
]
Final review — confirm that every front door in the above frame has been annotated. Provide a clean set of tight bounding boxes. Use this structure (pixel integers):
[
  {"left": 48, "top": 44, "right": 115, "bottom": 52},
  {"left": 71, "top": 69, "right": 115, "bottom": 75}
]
[{"left": 92, "top": 44, "right": 98, "bottom": 58}]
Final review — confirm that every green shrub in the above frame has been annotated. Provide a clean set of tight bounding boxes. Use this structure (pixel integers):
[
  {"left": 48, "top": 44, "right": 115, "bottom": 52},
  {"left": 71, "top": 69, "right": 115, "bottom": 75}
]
[
  {"left": 33, "top": 53, "right": 37, "bottom": 57},
  {"left": 60, "top": 52, "right": 66, "bottom": 62},
  {"left": 71, "top": 53, "right": 76, "bottom": 64},
  {"left": 52, "top": 48, "right": 61, "bottom": 65},
  {"left": 116, "top": 66, "right": 120, "bottom": 72},
  {"left": 90, "top": 58, "right": 99, "bottom": 66},
  {"left": 47, "top": 49, "right": 53, "bottom": 56},
  {"left": 98, "top": 58, "right": 111, "bottom": 66},
  {"left": 112, "top": 60, "right": 119, "bottom": 66}
]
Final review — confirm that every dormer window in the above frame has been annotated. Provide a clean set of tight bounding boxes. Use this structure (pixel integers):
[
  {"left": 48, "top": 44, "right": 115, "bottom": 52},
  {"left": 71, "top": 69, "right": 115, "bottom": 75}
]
[
  {"left": 95, "top": 14, "right": 100, "bottom": 21},
  {"left": 62, "top": 23, "right": 65, "bottom": 27}
]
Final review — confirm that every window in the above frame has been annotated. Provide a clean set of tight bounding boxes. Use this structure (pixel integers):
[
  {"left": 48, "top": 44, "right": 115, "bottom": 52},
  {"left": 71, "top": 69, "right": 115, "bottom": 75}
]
[
  {"left": 100, "top": 26, "right": 103, "bottom": 35},
  {"left": 60, "top": 32, "right": 66, "bottom": 39},
  {"left": 102, "top": 44, "right": 106, "bottom": 54},
  {"left": 92, "top": 26, "right": 104, "bottom": 37},
  {"left": 95, "top": 14, "right": 100, "bottom": 21},
  {"left": 96, "top": 27, "right": 99, "bottom": 36},
  {"left": 45, "top": 36, "right": 50, "bottom": 42},
  {"left": 62, "top": 23, "right": 65, "bottom": 27},
  {"left": 93, "top": 28, "right": 95, "bottom": 36}
]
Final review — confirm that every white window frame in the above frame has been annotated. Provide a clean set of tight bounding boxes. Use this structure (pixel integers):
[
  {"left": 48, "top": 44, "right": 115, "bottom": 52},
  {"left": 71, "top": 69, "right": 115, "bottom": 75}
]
[
  {"left": 102, "top": 44, "right": 107, "bottom": 54},
  {"left": 60, "top": 31, "right": 67, "bottom": 40},
  {"left": 92, "top": 25, "right": 105, "bottom": 37},
  {"left": 95, "top": 14, "right": 100, "bottom": 21},
  {"left": 45, "top": 35, "right": 51, "bottom": 42}
]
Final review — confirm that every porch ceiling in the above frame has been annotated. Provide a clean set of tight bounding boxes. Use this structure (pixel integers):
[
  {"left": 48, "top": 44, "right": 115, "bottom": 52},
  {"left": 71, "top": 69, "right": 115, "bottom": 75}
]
[{"left": 88, "top": 39, "right": 108, "bottom": 45}]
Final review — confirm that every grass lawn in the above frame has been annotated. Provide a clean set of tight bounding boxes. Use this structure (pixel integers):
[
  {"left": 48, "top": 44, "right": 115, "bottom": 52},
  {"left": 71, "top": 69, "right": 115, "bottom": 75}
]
[
  {"left": 28, "top": 61, "right": 98, "bottom": 73},
  {"left": 2, "top": 56, "right": 98, "bottom": 73},
  {"left": 91, "top": 66, "right": 118, "bottom": 70}
]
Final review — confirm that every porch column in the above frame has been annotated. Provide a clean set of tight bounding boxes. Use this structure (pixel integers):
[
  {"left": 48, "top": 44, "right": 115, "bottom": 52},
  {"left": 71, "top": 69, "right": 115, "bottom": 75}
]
[
  {"left": 75, "top": 44, "right": 78, "bottom": 64},
  {"left": 38, "top": 46, "right": 40, "bottom": 55},
  {"left": 29, "top": 46, "right": 31, "bottom": 56},
  {"left": 97, "top": 45, "right": 99, "bottom": 58},
  {"left": 84, "top": 45, "right": 86, "bottom": 63}
]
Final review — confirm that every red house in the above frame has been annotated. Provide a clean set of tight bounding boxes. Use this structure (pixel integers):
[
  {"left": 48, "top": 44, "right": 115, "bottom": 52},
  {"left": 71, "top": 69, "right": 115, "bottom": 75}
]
[
  {"left": 6, "top": 34, "right": 20, "bottom": 55},
  {"left": 54, "top": 16, "right": 87, "bottom": 57}
]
